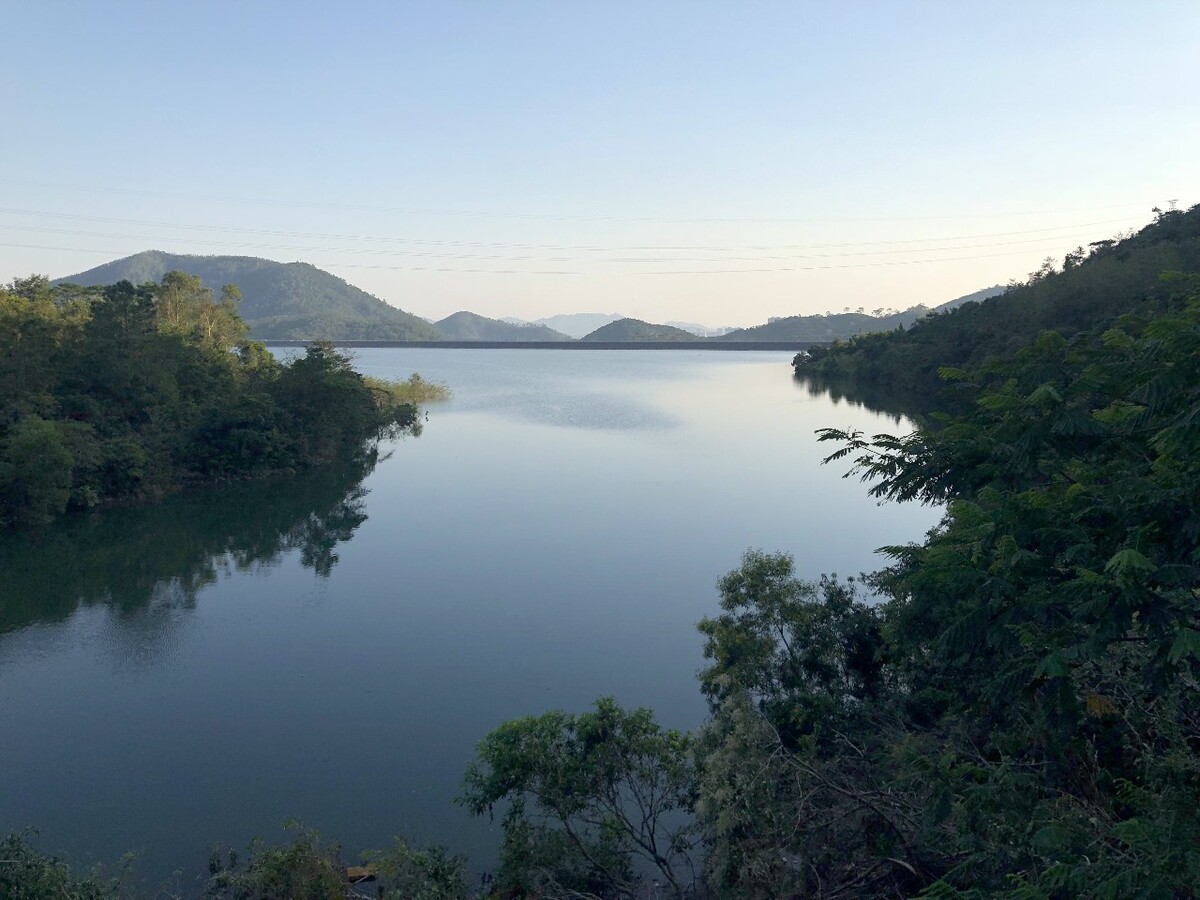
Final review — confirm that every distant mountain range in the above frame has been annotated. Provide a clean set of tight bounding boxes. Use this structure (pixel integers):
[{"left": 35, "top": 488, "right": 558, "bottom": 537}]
[{"left": 54, "top": 250, "right": 1005, "bottom": 345}]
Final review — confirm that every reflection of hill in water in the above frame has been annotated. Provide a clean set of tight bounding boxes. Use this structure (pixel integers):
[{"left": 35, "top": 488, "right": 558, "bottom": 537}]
[
  {"left": 0, "top": 454, "right": 378, "bottom": 634},
  {"left": 792, "top": 371, "right": 925, "bottom": 424}
]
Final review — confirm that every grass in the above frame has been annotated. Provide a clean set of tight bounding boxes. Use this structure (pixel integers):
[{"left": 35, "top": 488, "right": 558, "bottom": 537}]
[{"left": 364, "top": 373, "right": 452, "bottom": 405}]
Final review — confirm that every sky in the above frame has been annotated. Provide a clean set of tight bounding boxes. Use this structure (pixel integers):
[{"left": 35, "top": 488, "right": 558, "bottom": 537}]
[{"left": 2, "top": 1, "right": 1198, "bottom": 328}]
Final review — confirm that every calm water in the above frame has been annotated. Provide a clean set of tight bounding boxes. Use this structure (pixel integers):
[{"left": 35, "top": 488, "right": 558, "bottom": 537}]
[{"left": 0, "top": 350, "right": 939, "bottom": 891}]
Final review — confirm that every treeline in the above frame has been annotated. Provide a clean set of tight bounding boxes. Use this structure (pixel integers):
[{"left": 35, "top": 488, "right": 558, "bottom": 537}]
[
  {"left": 796, "top": 205, "right": 1200, "bottom": 405},
  {"left": 0, "top": 272, "right": 435, "bottom": 529}
]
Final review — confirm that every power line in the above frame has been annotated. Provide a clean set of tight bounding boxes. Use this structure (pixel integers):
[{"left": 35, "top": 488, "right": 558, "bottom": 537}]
[
  {"left": 0, "top": 177, "right": 1155, "bottom": 224},
  {"left": 0, "top": 206, "right": 1139, "bottom": 253},
  {"left": 313, "top": 245, "right": 1087, "bottom": 276},
  {"left": 0, "top": 240, "right": 1082, "bottom": 276},
  {"left": 0, "top": 223, "right": 1113, "bottom": 264}
]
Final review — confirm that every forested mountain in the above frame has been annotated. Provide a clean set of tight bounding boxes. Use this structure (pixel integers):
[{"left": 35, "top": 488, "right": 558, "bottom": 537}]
[
  {"left": 56, "top": 251, "right": 442, "bottom": 341},
  {"left": 435, "top": 311, "right": 573, "bottom": 341},
  {"left": 580, "top": 317, "right": 696, "bottom": 341},
  {"left": 712, "top": 287, "right": 1004, "bottom": 344},
  {"left": 713, "top": 306, "right": 930, "bottom": 342},
  {"left": 796, "top": 207, "right": 1200, "bottom": 399}
]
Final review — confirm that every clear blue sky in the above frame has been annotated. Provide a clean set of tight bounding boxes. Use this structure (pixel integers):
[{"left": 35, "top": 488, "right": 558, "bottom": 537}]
[{"left": 3, "top": 1, "right": 1197, "bottom": 326}]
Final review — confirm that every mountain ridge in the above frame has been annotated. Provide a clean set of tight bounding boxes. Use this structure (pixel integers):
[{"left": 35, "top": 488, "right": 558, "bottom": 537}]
[
  {"left": 436, "top": 311, "right": 573, "bottom": 341},
  {"left": 55, "top": 251, "right": 442, "bottom": 341},
  {"left": 581, "top": 318, "right": 696, "bottom": 342}
]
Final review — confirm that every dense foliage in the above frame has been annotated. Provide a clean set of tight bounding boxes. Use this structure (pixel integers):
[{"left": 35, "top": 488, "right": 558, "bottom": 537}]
[
  {"left": 459, "top": 698, "right": 699, "bottom": 898},
  {"left": 580, "top": 318, "right": 697, "bottom": 341},
  {"left": 796, "top": 206, "right": 1200, "bottom": 405},
  {"left": 0, "top": 831, "right": 128, "bottom": 900},
  {"left": 0, "top": 272, "right": 428, "bottom": 528},
  {"left": 435, "top": 311, "right": 574, "bottom": 341},
  {"left": 205, "top": 825, "right": 469, "bottom": 900},
  {"left": 0, "top": 827, "right": 469, "bottom": 900},
  {"left": 56, "top": 252, "right": 443, "bottom": 341}
]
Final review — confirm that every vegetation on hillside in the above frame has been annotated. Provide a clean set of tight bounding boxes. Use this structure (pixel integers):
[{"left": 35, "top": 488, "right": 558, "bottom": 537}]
[
  {"left": 714, "top": 307, "right": 929, "bottom": 342},
  {"left": 435, "top": 311, "right": 574, "bottom": 341},
  {"left": 0, "top": 272, "right": 437, "bottom": 529},
  {"left": 711, "top": 288, "right": 1002, "bottom": 344},
  {"left": 56, "top": 252, "right": 443, "bottom": 341},
  {"left": 796, "top": 207, "right": 1200, "bottom": 403},
  {"left": 580, "top": 317, "right": 696, "bottom": 341}
]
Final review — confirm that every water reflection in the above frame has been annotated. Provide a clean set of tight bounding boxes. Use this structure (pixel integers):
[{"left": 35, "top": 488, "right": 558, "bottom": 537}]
[
  {"left": 792, "top": 371, "right": 923, "bottom": 423},
  {"left": 0, "top": 453, "right": 378, "bottom": 635}
]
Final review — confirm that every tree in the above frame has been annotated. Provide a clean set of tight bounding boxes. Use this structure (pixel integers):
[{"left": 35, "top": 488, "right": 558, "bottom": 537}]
[
  {"left": 695, "top": 553, "right": 930, "bottom": 898},
  {"left": 698, "top": 552, "right": 885, "bottom": 745},
  {"left": 155, "top": 270, "right": 246, "bottom": 348},
  {"left": 0, "top": 417, "right": 74, "bottom": 526},
  {"left": 0, "top": 830, "right": 124, "bottom": 899},
  {"left": 459, "top": 697, "right": 699, "bottom": 899}
]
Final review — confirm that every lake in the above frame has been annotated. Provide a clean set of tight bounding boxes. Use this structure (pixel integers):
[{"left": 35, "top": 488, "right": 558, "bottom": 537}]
[{"left": 0, "top": 349, "right": 940, "bottom": 891}]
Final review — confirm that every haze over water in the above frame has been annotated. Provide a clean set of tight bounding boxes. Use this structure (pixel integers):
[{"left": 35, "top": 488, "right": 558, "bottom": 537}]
[{"left": 0, "top": 350, "right": 940, "bottom": 889}]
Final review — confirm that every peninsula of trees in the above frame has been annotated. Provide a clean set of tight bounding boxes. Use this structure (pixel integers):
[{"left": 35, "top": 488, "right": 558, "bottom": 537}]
[{"left": 0, "top": 272, "right": 443, "bottom": 529}]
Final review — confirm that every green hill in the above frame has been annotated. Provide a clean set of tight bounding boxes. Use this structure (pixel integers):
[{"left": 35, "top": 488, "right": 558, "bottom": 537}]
[
  {"left": 55, "top": 251, "right": 442, "bottom": 341},
  {"left": 796, "top": 207, "right": 1200, "bottom": 400},
  {"left": 714, "top": 307, "right": 929, "bottom": 342},
  {"left": 436, "top": 311, "right": 573, "bottom": 341},
  {"left": 580, "top": 318, "right": 697, "bottom": 341},
  {"left": 714, "top": 287, "right": 1004, "bottom": 343}
]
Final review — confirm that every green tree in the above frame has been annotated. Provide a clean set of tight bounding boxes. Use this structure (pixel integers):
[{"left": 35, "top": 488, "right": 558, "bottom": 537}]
[
  {"left": 699, "top": 552, "right": 885, "bottom": 745},
  {"left": 0, "top": 831, "right": 124, "bottom": 899},
  {"left": 0, "top": 417, "right": 74, "bottom": 526},
  {"left": 460, "top": 697, "right": 699, "bottom": 899}
]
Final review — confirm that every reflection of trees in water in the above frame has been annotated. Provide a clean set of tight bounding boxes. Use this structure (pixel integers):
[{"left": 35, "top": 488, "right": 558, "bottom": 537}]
[
  {"left": 791, "top": 371, "right": 922, "bottom": 425},
  {"left": 0, "top": 453, "right": 378, "bottom": 634}
]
